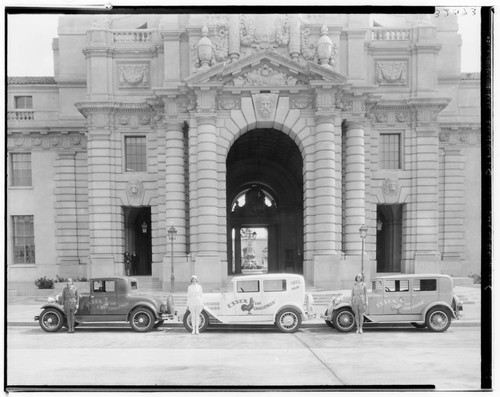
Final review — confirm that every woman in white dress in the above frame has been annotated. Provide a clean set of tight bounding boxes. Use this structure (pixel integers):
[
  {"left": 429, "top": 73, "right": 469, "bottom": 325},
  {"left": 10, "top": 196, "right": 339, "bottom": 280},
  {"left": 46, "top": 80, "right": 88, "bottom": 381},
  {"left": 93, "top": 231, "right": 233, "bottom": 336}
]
[{"left": 187, "top": 275, "right": 203, "bottom": 335}]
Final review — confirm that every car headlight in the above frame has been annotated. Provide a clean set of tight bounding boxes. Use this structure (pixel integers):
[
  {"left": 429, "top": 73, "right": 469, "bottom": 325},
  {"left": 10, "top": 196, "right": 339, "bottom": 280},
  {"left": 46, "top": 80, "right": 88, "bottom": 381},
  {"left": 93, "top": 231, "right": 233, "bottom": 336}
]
[
  {"left": 160, "top": 303, "right": 167, "bottom": 313},
  {"left": 47, "top": 296, "right": 55, "bottom": 303},
  {"left": 332, "top": 295, "right": 342, "bottom": 306}
]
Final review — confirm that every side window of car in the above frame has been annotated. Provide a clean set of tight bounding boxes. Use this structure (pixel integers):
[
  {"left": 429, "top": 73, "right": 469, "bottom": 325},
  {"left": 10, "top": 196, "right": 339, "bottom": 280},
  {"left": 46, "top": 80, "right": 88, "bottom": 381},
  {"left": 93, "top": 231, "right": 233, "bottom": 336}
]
[
  {"left": 92, "top": 280, "right": 115, "bottom": 293},
  {"left": 385, "top": 280, "right": 409, "bottom": 292},
  {"left": 93, "top": 281, "right": 104, "bottom": 292},
  {"left": 413, "top": 279, "right": 437, "bottom": 292},
  {"left": 106, "top": 280, "right": 115, "bottom": 292},
  {"left": 263, "top": 279, "right": 286, "bottom": 292},
  {"left": 237, "top": 280, "right": 259, "bottom": 293}
]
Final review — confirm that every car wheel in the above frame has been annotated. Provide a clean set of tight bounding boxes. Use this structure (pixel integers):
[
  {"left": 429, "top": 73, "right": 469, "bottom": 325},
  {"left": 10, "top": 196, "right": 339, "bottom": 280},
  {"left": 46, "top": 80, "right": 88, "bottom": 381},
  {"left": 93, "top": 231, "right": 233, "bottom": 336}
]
[
  {"left": 39, "top": 308, "right": 64, "bottom": 332},
  {"left": 425, "top": 307, "right": 451, "bottom": 332},
  {"left": 333, "top": 308, "right": 356, "bottom": 332},
  {"left": 275, "top": 308, "right": 302, "bottom": 333},
  {"left": 129, "top": 307, "right": 155, "bottom": 332},
  {"left": 183, "top": 310, "right": 209, "bottom": 333},
  {"left": 153, "top": 320, "right": 164, "bottom": 329},
  {"left": 411, "top": 322, "right": 426, "bottom": 329}
]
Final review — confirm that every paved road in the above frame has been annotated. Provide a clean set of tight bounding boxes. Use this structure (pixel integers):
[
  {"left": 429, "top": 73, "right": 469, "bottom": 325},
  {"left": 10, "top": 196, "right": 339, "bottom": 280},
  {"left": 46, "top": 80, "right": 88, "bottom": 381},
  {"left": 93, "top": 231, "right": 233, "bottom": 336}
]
[{"left": 6, "top": 324, "right": 481, "bottom": 390}]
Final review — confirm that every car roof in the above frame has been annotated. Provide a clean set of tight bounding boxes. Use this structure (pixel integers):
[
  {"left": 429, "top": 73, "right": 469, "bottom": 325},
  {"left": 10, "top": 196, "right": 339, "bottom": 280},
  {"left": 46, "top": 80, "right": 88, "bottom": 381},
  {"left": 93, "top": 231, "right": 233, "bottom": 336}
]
[
  {"left": 231, "top": 273, "right": 304, "bottom": 282},
  {"left": 374, "top": 274, "right": 452, "bottom": 280}
]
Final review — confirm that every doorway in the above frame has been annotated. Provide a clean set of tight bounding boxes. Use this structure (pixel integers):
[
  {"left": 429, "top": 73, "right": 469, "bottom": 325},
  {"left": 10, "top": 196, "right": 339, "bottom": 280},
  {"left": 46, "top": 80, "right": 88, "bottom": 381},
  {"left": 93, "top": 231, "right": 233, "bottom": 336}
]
[
  {"left": 226, "top": 129, "right": 303, "bottom": 275},
  {"left": 376, "top": 204, "right": 403, "bottom": 273},
  {"left": 123, "top": 206, "right": 152, "bottom": 276}
]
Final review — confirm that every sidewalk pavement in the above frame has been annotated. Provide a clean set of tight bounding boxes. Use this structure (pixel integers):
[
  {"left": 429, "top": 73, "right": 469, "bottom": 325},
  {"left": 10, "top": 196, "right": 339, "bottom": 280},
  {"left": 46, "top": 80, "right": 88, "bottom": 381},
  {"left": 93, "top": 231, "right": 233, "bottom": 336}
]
[{"left": 5, "top": 285, "right": 482, "bottom": 328}]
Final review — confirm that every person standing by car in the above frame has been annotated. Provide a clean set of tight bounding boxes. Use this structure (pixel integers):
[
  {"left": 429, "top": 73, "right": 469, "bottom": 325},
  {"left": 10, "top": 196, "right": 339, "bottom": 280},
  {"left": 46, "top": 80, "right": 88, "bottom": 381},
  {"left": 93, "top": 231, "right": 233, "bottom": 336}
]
[
  {"left": 62, "top": 278, "right": 79, "bottom": 333},
  {"left": 187, "top": 275, "right": 203, "bottom": 335},
  {"left": 351, "top": 274, "right": 368, "bottom": 334},
  {"left": 124, "top": 251, "right": 131, "bottom": 276}
]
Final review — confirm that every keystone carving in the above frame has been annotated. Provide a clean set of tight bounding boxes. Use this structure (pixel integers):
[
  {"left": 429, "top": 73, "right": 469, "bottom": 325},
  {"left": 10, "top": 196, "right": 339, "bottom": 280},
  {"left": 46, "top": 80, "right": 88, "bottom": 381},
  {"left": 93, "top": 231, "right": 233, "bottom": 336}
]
[
  {"left": 253, "top": 93, "right": 278, "bottom": 118},
  {"left": 126, "top": 180, "right": 144, "bottom": 204},
  {"left": 382, "top": 178, "right": 400, "bottom": 201}
]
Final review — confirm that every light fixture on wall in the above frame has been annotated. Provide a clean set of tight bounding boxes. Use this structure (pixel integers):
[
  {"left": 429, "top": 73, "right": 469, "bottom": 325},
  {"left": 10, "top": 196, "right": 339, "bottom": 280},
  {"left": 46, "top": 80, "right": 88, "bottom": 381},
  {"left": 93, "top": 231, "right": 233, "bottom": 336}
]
[
  {"left": 141, "top": 221, "right": 148, "bottom": 234},
  {"left": 377, "top": 219, "right": 383, "bottom": 231}
]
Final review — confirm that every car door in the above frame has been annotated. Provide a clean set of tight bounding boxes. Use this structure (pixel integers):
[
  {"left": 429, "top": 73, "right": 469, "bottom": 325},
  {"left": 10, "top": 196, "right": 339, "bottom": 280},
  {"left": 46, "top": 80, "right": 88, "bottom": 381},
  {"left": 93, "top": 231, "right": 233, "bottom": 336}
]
[
  {"left": 383, "top": 279, "right": 411, "bottom": 315},
  {"left": 410, "top": 278, "right": 438, "bottom": 315},
  {"left": 90, "top": 279, "right": 118, "bottom": 317},
  {"left": 366, "top": 279, "right": 384, "bottom": 315}
]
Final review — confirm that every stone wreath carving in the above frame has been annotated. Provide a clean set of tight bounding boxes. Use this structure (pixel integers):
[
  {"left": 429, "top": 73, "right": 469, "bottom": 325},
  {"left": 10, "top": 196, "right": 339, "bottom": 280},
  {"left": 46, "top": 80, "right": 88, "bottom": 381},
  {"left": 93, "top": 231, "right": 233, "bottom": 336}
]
[{"left": 118, "top": 65, "right": 149, "bottom": 88}]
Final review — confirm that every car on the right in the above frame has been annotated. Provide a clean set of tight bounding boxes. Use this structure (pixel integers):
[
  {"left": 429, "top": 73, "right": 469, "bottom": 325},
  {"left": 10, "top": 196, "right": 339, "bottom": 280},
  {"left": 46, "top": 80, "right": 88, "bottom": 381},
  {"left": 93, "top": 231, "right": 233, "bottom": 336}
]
[{"left": 322, "top": 274, "right": 463, "bottom": 332}]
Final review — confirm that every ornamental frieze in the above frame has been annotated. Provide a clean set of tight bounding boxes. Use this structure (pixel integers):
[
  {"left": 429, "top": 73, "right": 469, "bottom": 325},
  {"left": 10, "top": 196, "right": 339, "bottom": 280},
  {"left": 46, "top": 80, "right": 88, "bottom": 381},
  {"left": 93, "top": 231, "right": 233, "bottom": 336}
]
[
  {"left": 290, "top": 96, "right": 313, "bottom": 110},
  {"left": 216, "top": 97, "right": 241, "bottom": 111},
  {"left": 118, "top": 64, "right": 149, "bottom": 88},
  {"left": 439, "top": 129, "right": 481, "bottom": 145},
  {"left": 9, "top": 134, "right": 86, "bottom": 149},
  {"left": 376, "top": 61, "right": 407, "bottom": 86},
  {"left": 232, "top": 64, "right": 304, "bottom": 87}
]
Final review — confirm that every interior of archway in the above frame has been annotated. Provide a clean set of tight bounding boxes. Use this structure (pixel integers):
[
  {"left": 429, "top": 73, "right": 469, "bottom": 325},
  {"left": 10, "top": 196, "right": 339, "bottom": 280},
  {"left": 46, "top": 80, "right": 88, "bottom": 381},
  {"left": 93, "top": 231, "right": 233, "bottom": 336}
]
[{"left": 226, "top": 129, "right": 303, "bottom": 275}]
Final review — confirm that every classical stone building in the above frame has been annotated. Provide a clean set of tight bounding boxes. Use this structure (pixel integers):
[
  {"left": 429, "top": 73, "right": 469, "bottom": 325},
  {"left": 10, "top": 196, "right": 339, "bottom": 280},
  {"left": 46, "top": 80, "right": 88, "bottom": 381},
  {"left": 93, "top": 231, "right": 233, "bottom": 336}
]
[{"left": 7, "top": 13, "right": 481, "bottom": 290}]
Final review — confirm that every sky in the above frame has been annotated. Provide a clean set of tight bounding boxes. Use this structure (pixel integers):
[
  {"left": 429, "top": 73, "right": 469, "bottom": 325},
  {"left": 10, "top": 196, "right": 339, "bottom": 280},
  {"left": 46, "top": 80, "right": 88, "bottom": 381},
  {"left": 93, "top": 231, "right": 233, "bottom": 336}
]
[{"left": 6, "top": 11, "right": 481, "bottom": 76}]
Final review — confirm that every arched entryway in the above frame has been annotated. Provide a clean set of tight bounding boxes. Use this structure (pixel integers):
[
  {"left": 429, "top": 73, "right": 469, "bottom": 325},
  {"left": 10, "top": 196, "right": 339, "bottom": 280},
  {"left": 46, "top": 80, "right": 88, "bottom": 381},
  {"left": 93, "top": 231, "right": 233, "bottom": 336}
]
[{"left": 226, "top": 129, "right": 303, "bottom": 275}]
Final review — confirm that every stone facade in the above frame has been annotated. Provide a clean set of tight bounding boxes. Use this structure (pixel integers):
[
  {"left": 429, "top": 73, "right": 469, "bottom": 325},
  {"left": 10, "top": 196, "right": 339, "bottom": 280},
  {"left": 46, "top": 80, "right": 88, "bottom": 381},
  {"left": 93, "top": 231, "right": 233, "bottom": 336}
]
[{"left": 7, "top": 13, "right": 481, "bottom": 290}]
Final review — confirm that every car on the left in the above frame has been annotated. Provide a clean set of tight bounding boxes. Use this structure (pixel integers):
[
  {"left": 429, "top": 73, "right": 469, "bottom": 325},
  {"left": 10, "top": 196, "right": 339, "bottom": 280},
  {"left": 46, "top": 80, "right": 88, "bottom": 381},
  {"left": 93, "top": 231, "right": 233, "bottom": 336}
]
[{"left": 35, "top": 276, "right": 176, "bottom": 332}]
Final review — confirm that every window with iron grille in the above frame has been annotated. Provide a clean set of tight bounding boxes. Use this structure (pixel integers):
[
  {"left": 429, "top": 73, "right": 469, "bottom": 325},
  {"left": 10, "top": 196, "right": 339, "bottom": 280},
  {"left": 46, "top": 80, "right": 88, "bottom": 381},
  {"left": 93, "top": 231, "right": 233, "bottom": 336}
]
[
  {"left": 379, "top": 133, "right": 401, "bottom": 169},
  {"left": 12, "top": 216, "right": 35, "bottom": 264},
  {"left": 125, "top": 136, "right": 147, "bottom": 172},
  {"left": 11, "top": 153, "right": 32, "bottom": 186},
  {"left": 15, "top": 96, "right": 33, "bottom": 109}
]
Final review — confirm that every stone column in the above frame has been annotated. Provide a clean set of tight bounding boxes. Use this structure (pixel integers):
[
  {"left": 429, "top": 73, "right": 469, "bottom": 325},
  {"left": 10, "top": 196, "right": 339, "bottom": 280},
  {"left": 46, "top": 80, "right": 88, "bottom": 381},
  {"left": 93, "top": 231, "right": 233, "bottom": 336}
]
[
  {"left": 313, "top": 115, "right": 337, "bottom": 254},
  {"left": 228, "top": 14, "right": 240, "bottom": 63},
  {"left": 343, "top": 120, "right": 366, "bottom": 255}
]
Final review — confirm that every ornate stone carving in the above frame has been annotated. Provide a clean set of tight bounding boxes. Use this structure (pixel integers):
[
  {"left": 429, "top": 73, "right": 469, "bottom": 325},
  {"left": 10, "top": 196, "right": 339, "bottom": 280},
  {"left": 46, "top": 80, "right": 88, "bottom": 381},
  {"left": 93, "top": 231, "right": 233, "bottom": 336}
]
[
  {"left": 32, "top": 137, "right": 43, "bottom": 146},
  {"left": 253, "top": 93, "right": 278, "bottom": 118},
  {"left": 300, "top": 26, "right": 316, "bottom": 62},
  {"left": 374, "top": 112, "right": 388, "bottom": 123},
  {"left": 50, "top": 136, "right": 61, "bottom": 146},
  {"left": 14, "top": 137, "right": 24, "bottom": 146},
  {"left": 216, "top": 97, "right": 241, "bottom": 110},
  {"left": 118, "top": 64, "right": 149, "bottom": 88},
  {"left": 239, "top": 14, "right": 290, "bottom": 58},
  {"left": 383, "top": 178, "right": 400, "bottom": 199},
  {"left": 395, "top": 112, "right": 409, "bottom": 122},
  {"left": 118, "top": 115, "right": 130, "bottom": 125},
  {"left": 71, "top": 136, "right": 82, "bottom": 146},
  {"left": 138, "top": 115, "right": 151, "bottom": 125},
  {"left": 232, "top": 64, "right": 302, "bottom": 87},
  {"left": 290, "top": 96, "right": 313, "bottom": 109},
  {"left": 316, "top": 25, "right": 336, "bottom": 69},
  {"left": 126, "top": 180, "right": 144, "bottom": 203},
  {"left": 376, "top": 62, "right": 407, "bottom": 85},
  {"left": 197, "top": 26, "right": 214, "bottom": 71},
  {"left": 213, "top": 21, "right": 229, "bottom": 62},
  {"left": 315, "top": 92, "right": 336, "bottom": 111}
]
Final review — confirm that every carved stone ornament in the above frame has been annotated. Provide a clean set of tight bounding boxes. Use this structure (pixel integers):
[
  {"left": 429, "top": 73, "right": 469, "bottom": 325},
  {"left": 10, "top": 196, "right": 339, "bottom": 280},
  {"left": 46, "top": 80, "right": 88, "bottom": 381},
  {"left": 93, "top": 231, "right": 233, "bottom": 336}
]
[
  {"left": 126, "top": 180, "right": 144, "bottom": 203},
  {"left": 213, "top": 21, "right": 229, "bottom": 62},
  {"left": 14, "top": 137, "right": 24, "bottom": 146},
  {"left": 253, "top": 93, "right": 278, "bottom": 118},
  {"left": 375, "top": 112, "right": 388, "bottom": 123},
  {"left": 395, "top": 112, "right": 409, "bottom": 123},
  {"left": 216, "top": 97, "right": 241, "bottom": 111},
  {"left": 71, "top": 136, "right": 82, "bottom": 146},
  {"left": 382, "top": 178, "right": 400, "bottom": 199},
  {"left": 50, "top": 136, "right": 61, "bottom": 146},
  {"left": 300, "top": 26, "right": 316, "bottom": 62},
  {"left": 232, "top": 64, "right": 303, "bottom": 87},
  {"left": 118, "top": 64, "right": 149, "bottom": 88},
  {"left": 32, "top": 137, "right": 43, "bottom": 146},
  {"left": 138, "top": 115, "right": 151, "bottom": 125},
  {"left": 376, "top": 62, "right": 407, "bottom": 85},
  {"left": 239, "top": 14, "right": 290, "bottom": 58},
  {"left": 118, "top": 115, "right": 130, "bottom": 125},
  {"left": 290, "top": 96, "right": 313, "bottom": 110}
]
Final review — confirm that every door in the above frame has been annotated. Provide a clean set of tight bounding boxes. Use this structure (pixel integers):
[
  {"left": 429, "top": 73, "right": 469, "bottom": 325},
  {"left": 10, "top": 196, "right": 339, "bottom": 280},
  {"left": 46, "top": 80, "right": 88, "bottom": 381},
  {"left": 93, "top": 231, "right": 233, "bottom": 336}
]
[
  {"left": 376, "top": 205, "right": 403, "bottom": 272},
  {"left": 90, "top": 279, "right": 119, "bottom": 317},
  {"left": 123, "top": 206, "right": 152, "bottom": 276},
  {"left": 383, "top": 279, "right": 411, "bottom": 315}
]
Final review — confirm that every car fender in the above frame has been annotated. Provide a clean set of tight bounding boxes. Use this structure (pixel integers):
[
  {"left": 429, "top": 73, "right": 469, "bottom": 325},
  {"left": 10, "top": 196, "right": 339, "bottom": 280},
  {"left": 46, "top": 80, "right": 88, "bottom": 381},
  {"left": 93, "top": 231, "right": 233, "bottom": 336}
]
[
  {"left": 329, "top": 303, "right": 353, "bottom": 318},
  {"left": 273, "top": 302, "right": 305, "bottom": 320},
  {"left": 422, "top": 301, "right": 455, "bottom": 319},
  {"left": 127, "top": 303, "right": 161, "bottom": 320},
  {"left": 39, "top": 303, "right": 65, "bottom": 313}
]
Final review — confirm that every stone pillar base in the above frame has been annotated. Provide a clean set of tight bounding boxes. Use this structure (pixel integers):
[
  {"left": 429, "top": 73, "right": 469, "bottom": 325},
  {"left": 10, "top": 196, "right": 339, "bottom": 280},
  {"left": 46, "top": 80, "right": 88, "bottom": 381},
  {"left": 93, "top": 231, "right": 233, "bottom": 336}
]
[
  {"left": 414, "top": 252, "right": 442, "bottom": 274},
  {"left": 89, "top": 255, "right": 116, "bottom": 278},
  {"left": 161, "top": 255, "right": 194, "bottom": 293},
  {"left": 312, "top": 254, "right": 375, "bottom": 290}
]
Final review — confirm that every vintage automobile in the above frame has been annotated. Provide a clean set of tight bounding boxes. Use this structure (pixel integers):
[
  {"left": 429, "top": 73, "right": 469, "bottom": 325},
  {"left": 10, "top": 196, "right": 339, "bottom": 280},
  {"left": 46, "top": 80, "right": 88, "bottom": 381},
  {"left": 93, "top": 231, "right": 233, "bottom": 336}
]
[
  {"left": 183, "top": 273, "right": 315, "bottom": 333},
  {"left": 322, "top": 274, "right": 463, "bottom": 332},
  {"left": 35, "top": 276, "right": 176, "bottom": 332}
]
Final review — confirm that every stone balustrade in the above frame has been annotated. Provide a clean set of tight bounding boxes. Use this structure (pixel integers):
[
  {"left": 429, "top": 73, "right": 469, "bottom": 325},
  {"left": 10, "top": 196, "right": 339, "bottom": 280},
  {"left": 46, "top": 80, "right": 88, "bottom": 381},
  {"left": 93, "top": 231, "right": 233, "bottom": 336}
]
[
  {"left": 371, "top": 28, "right": 411, "bottom": 41},
  {"left": 113, "top": 30, "right": 153, "bottom": 44},
  {"left": 8, "top": 111, "right": 35, "bottom": 121}
]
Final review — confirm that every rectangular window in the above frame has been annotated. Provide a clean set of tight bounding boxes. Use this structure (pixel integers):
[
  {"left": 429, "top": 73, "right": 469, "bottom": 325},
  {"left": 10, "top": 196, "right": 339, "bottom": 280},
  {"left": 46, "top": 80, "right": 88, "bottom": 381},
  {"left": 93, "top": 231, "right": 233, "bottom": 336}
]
[
  {"left": 263, "top": 279, "right": 286, "bottom": 292},
  {"left": 413, "top": 279, "right": 437, "bottom": 292},
  {"left": 11, "top": 153, "right": 32, "bottom": 186},
  {"left": 93, "top": 280, "right": 115, "bottom": 293},
  {"left": 385, "top": 279, "right": 409, "bottom": 292},
  {"left": 237, "top": 280, "right": 260, "bottom": 293},
  {"left": 125, "top": 136, "right": 147, "bottom": 172},
  {"left": 15, "top": 96, "right": 33, "bottom": 109},
  {"left": 12, "top": 215, "right": 35, "bottom": 264},
  {"left": 380, "top": 133, "right": 401, "bottom": 169}
]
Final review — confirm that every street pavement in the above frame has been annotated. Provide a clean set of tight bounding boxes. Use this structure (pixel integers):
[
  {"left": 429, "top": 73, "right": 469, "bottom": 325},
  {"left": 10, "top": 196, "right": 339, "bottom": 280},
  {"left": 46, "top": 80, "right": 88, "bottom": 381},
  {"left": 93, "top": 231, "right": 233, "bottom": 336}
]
[{"left": 6, "top": 322, "right": 482, "bottom": 390}]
